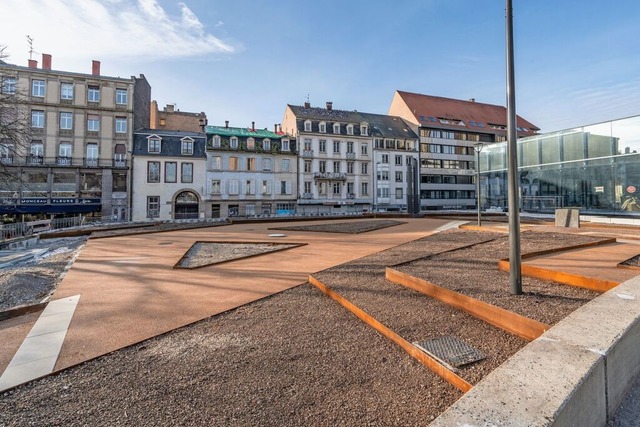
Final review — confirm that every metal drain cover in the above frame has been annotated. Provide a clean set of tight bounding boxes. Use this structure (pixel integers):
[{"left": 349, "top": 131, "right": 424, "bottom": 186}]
[{"left": 413, "top": 336, "right": 486, "bottom": 370}]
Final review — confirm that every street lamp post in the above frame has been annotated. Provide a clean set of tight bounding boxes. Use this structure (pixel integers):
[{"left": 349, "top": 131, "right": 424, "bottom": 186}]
[{"left": 474, "top": 142, "right": 484, "bottom": 226}]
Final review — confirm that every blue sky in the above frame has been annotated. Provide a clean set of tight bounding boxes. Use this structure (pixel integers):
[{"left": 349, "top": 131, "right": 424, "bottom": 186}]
[{"left": 2, "top": 0, "right": 639, "bottom": 132}]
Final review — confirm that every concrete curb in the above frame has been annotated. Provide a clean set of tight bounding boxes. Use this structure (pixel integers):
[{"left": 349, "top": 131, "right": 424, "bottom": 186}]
[{"left": 430, "top": 274, "right": 640, "bottom": 427}]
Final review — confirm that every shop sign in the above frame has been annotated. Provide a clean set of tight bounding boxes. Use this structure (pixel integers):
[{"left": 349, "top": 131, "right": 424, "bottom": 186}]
[
  {"left": 627, "top": 185, "right": 637, "bottom": 194},
  {"left": 22, "top": 198, "right": 48, "bottom": 204},
  {"left": 52, "top": 198, "right": 76, "bottom": 204},
  {"left": 80, "top": 198, "right": 101, "bottom": 204}
]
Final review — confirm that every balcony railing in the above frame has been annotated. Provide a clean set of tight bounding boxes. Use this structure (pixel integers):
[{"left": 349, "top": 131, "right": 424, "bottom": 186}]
[
  {"left": 1, "top": 156, "right": 14, "bottom": 165},
  {"left": 302, "top": 150, "right": 314, "bottom": 157},
  {"left": 112, "top": 159, "right": 127, "bottom": 168},
  {"left": 0, "top": 156, "right": 127, "bottom": 168},
  {"left": 302, "top": 192, "right": 314, "bottom": 199},
  {"left": 27, "top": 155, "right": 44, "bottom": 165},
  {"left": 56, "top": 156, "right": 73, "bottom": 166},
  {"left": 346, "top": 152, "right": 356, "bottom": 159},
  {"left": 313, "top": 172, "right": 347, "bottom": 181},
  {"left": 84, "top": 158, "right": 99, "bottom": 167},
  {"left": 347, "top": 193, "right": 355, "bottom": 199}
]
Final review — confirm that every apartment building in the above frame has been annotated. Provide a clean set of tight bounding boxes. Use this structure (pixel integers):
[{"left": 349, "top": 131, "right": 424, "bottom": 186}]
[
  {"left": 389, "top": 90, "right": 538, "bottom": 211},
  {"left": 205, "top": 122, "right": 297, "bottom": 218},
  {"left": 282, "top": 103, "right": 419, "bottom": 213},
  {"left": 0, "top": 53, "right": 150, "bottom": 220},
  {"left": 149, "top": 101, "right": 207, "bottom": 133},
  {"left": 131, "top": 130, "right": 207, "bottom": 221}
]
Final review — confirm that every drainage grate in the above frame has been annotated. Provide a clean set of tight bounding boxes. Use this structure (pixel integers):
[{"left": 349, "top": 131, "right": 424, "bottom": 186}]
[{"left": 413, "top": 336, "right": 486, "bottom": 370}]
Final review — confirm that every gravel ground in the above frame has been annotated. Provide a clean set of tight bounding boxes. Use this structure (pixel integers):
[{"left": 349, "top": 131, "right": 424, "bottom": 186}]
[
  {"left": 178, "top": 242, "right": 303, "bottom": 268},
  {"left": 0, "top": 221, "right": 636, "bottom": 426},
  {"left": 0, "top": 237, "right": 86, "bottom": 311},
  {"left": 621, "top": 254, "right": 640, "bottom": 268},
  {"left": 270, "top": 220, "right": 406, "bottom": 234}
]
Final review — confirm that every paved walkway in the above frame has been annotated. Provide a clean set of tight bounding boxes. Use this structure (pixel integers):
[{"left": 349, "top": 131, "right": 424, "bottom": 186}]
[{"left": 0, "top": 218, "right": 455, "bottom": 389}]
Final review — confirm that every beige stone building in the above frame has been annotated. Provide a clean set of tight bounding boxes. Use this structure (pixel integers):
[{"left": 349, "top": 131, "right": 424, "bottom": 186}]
[{"left": 149, "top": 101, "right": 207, "bottom": 133}]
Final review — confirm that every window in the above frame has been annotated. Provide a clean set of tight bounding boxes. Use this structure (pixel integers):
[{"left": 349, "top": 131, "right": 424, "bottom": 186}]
[
  {"left": 230, "top": 137, "right": 238, "bottom": 149},
  {"left": 333, "top": 123, "right": 340, "bottom": 133},
  {"left": 245, "top": 180, "right": 255, "bottom": 195},
  {"left": 148, "top": 137, "right": 161, "bottom": 153},
  {"left": 30, "top": 141, "right": 44, "bottom": 157},
  {"left": 346, "top": 124, "right": 353, "bottom": 135},
  {"left": 2, "top": 76, "right": 16, "bottom": 94},
  {"left": 361, "top": 162, "right": 368, "bottom": 174},
  {"left": 262, "top": 180, "right": 272, "bottom": 195},
  {"left": 229, "top": 180, "right": 239, "bottom": 195},
  {"left": 319, "top": 122, "right": 326, "bottom": 133},
  {"left": 86, "top": 143, "right": 98, "bottom": 166},
  {"left": 347, "top": 141, "right": 354, "bottom": 153},
  {"left": 361, "top": 143, "right": 368, "bottom": 155},
  {"left": 333, "top": 161, "right": 340, "bottom": 173},
  {"left": 395, "top": 155, "right": 402, "bottom": 166},
  {"left": 319, "top": 139, "right": 326, "bottom": 153},
  {"left": 147, "top": 161, "right": 160, "bottom": 183},
  {"left": 319, "top": 160, "right": 326, "bottom": 173},
  {"left": 247, "top": 138, "right": 255, "bottom": 150},
  {"left": 304, "top": 181, "right": 312, "bottom": 194},
  {"left": 58, "top": 143, "right": 71, "bottom": 165},
  {"left": 263, "top": 139, "right": 270, "bottom": 151},
  {"left": 347, "top": 182, "right": 354, "bottom": 195},
  {"left": 361, "top": 182, "right": 369, "bottom": 195},
  {"left": 333, "top": 182, "right": 341, "bottom": 195},
  {"left": 147, "top": 196, "right": 160, "bottom": 218},
  {"left": 247, "top": 157, "right": 255, "bottom": 171},
  {"left": 304, "top": 120, "right": 312, "bottom": 132},
  {"left": 361, "top": 125, "right": 368, "bottom": 136},
  {"left": 115, "top": 88, "right": 128, "bottom": 105},
  {"left": 0, "top": 143, "right": 13, "bottom": 163},
  {"left": 211, "top": 180, "right": 221, "bottom": 195},
  {"left": 280, "top": 180, "right": 291, "bottom": 195},
  {"left": 378, "top": 170, "right": 389, "bottom": 181},
  {"left": 87, "top": 85, "right": 100, "bottom": 102},
  {"left": 115, "top": 117, "right": 127, "bottom": 133},
  {"left": 60, "top": 112, "right": 73, "bottom": 130},
  {"left": 181, "top": 162, "right": 193, "bottom": 183},
  {"left": 32, "top": 80, "right": 45, "bottom": 97},
  {"left": 381, "top": 154, "right": 389, "bottom": 164},
  {"left": 229, "top": 156, "right": 238, "bottom": 170},
  {"left": 281, "top": 158, "right": 290, "bottom": 172},
  {"left": 165, "top": 162, "right": 177, "bottom": 183},
  {"left": 181, "top": 138, "right": 194, "bottom": 155},
  {"left": 210, "top": 135, "right": 221, "bottom": 148},
  {"left": 31, "top": 110, "right": 44, "bottom": 128},
  {"left": 281, "top": 139, "right": 290, "bottom": 151},
  {"left": 304, "top": 138, "right": 312, "bottom": 151},
  {"left": 263, "top": 158, "right": 272, "bottom": 171},
  {"left": 87, "top": 115, "right": 100, "bottom": 132},
  {"left": 347, "top": 161, "right": 354, "bottom": 174},
  {"left": 318, "top": 182, "right": 326, "bottom": 195},
  {"left": 114, "top": 143, "right": 126, "bottom": 167},
  {"left": 211, "top": 156, "right": 222, "bottom": 170},
  {"left": 304, "top": 160, "right": 312, "bottom": 173},
  {"left": 333, "top": 140, "right": 340, "bottom": 154},
  {"left": 60, "top": 82, "right": 73, "bottom": 100},
  {"left": 378, "top": 187, "right": 390, "bottom": 198},
  {"left": 395, "top": 171, "right": 403, "bottom": 182}
]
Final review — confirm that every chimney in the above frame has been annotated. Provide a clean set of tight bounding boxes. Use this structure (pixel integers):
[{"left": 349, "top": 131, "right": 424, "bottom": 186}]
[
  {"left": 304, "top": 101, "right": 310, "bottom": 108},
  {"left": 274, "top": 124, "right": 278, "bottom": 133},
  {"left": 42, "top": 53, "right": 52, "bottom": 70},
  {"left": 28, "top": 59, "right": 38, "bottom": 68},
  {"left": 92, "top": 60, "right": 101, "bottom": 76},
  {"left": 326, "top": 101, "right": 333, "bottom": 111},
  {"left": 166, "top": 104, "right": 175, "bottom": 113},
  {"left": 469, "top": 98, "right": 476, "bottom": 103},
  {"left": 251, "top": 121, "right": 255, "bottom": 131},
  {"left": 225, "top": 120, "right": 229, "bottom": 128}
]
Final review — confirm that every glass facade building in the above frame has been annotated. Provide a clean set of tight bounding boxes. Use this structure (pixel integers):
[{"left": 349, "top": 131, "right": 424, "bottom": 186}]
[{"left": 480, "top": 116, "right": 640, "bottom": 216}]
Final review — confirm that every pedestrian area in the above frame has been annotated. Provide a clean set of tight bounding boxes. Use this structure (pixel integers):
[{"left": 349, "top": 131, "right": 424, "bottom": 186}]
[{"left": 0, "top": 218, "right": 460, "bottom": 391}]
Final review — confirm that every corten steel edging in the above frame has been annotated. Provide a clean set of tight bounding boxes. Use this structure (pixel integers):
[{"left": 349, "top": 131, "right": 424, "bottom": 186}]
[
  {"left": 617, "top": 263, "right": 640, "bottom": 271},
  {"left": 385, "top": 268, "right": 549, "bottom": 341},
  {"left": 459, "top": 224, "right": 509, "bottom": 233},
  {"left": 498, "top": 260, "right": 619, "bottom": 293},
  {"left": 308, "top": 275, "right": 473, "bottom": 393},
  {"left": 0, "top": 302, "right": 47, "bottom": 321},
  {"left": 518, "top": 238, "right": 618, "bottom": 260}
]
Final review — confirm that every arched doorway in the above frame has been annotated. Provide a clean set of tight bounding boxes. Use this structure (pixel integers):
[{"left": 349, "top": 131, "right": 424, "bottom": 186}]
[{"left": 174, "top": 191, "right": 199, "bottom": 219}]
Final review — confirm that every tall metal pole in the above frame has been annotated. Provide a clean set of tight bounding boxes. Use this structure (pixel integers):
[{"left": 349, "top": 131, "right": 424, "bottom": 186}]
[
  {"left": 506, "top": 0, "right": 522, "bottom": 294},
  {"left": 474, "top": 143, "right": 483, "bottom": 226}
]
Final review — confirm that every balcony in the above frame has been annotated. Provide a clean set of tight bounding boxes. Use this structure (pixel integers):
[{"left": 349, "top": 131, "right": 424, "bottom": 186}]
[
  {"left": 302, "top": 192, "right": 314, "bottom": 199},
  {"left": 1, "top": 156, "right": 14, "bottom": 165},
  {"left": 56, "top": 156, "right": 73, "bottom": 166},
  {"left": 112, "top": 158, "right": 127, "bottom": 168},
  {"left": 27, "top": 155, "right": 44, "bottom": 165},
  {"left": 84, "top": 158, "right": 99, "bottom": 167},
  {"left": 313, "top": 172, "right": 347, "bottom": 181},
  {"left": 301, "top": 150, "right": 314, "bottom": 158},
  {"left": 347, "top": 193, "right": 355, "bottom": 199},
  {"left": 346, "top": 152, "right": 356, "bottom": 159}
]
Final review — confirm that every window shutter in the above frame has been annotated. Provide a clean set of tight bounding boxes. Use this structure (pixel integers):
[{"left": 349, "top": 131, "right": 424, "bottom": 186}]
[
  {"left": 250, "top": 180, "right": 256, "bottom": 195},
  {"left": 267, "top": 181, "right": 272, "bottom": 195},
  {"left": 286, "top": 181, "right": 292, "bottom": 195}
]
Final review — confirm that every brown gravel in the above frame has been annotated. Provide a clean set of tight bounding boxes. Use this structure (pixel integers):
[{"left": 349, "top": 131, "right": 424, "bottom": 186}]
[
  {"left": 621, "top": 254, "right": 640, "bottom": 268},
  {"left": 0, "top": 221, "right": 633, "bottom": 426},
  {"left": 177, "top": 242, "right": 302, "bottom": 268},
  {"left": 270, "top": 219, "right": 406, "bottom": 234}
]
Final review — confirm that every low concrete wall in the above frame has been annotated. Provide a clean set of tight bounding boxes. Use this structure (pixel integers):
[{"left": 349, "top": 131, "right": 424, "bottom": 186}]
[{"left": 431, "top": 275, "right": 640, "bottom": 426}]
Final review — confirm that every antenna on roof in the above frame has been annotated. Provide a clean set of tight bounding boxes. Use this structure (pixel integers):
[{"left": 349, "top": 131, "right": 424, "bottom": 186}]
[{"left": 26, "top": 35, "right": 35, "bottom": 60}]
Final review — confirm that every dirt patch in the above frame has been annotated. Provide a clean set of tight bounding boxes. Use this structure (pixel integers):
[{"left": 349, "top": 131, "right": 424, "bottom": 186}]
[
  {"left": 621, "top": 254, "right": 640, "bottom": 268},
  {"left": 176, "top": 241, "right": 304, "bottom": 268},
  {"left": 270, "top": 219, "right": 405, "bottom": 234}
]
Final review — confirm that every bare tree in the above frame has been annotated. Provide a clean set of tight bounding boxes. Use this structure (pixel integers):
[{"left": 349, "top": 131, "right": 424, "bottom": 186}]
[{"left": 0, "top": 45, "right": 30, "bottom": 189}]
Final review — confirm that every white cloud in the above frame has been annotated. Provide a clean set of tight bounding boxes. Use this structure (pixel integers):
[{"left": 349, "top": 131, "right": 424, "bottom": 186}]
[{"left": 0, "top": 0, "right": 234, "bottom": 65}]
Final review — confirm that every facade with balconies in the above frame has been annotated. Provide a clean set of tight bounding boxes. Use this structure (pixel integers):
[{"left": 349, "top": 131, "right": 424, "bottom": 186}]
[
  {"left": 282, "top": 102, "right": 375, "bottom": 214},
  {"left": 0, "top": 53, "right": 150, "bottom": 220},
  {"left": 204, "top": 123, "right": 297, "bottom": 218}
]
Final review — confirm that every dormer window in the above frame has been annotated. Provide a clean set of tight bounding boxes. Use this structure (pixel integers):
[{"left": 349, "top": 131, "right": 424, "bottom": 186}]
[
  {"left": 212, "top": 135, "right": 221, "bottom": 148},
  {"left": 147, "top": 135, "right": 161, "bottom": 153},
  {"left": 333, "top": 123, "right": 340, "bottom": 134},
  {"left": 346, "top": 124, "right": 354, "bottom": 135},
  {"left": 263, "top": 138, "right": 271, "bottom": 150},
  {"left": 181, "top": 137, "right": 194, "bottom": 155},
  {"left": 304, "top": 120, "right": 312, "bottom": 132},
  {"left": 281, "top": 139, "right": 290, "bottom": 151},
  {"left": 319, "top": 122, "right": 326, "bottom": 133},
  {"left": 247, "top": 137, "right": 255, "bottom": 150},
  {"left": 361, "top": 124, "right": 368, "bottom": 136},
  {"left": 230, "top": 137, "right": 238, "bottom": 149}
]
